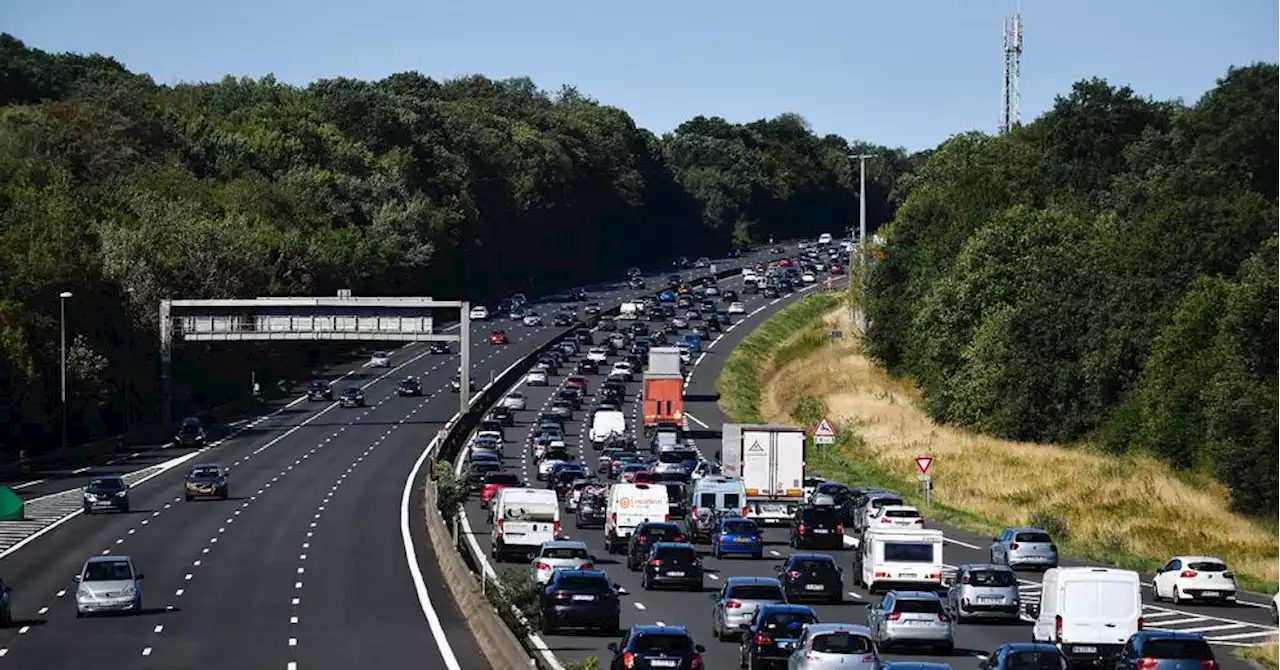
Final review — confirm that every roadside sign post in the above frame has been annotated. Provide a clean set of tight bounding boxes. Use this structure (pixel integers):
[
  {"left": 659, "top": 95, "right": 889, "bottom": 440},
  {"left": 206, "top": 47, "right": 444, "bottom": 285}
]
[
  {"left": 813, "top": 418, "right": 837, "bottom": 446},
  {"left": 915, "top": 456, "right": 933, "bottom": 505}
]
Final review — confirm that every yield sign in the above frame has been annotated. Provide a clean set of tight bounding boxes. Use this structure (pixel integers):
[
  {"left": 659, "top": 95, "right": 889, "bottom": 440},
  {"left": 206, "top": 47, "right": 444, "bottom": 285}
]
[
  {"left": 814, "top": 418, "right": 837, "bottom": 439},
  {"left": 915, "top": 456, "right": 934, "bottom": 475}
]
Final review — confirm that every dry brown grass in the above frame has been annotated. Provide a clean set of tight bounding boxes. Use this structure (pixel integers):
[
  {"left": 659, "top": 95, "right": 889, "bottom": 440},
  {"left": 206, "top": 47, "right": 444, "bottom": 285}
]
[
  {"left": 1237, "top": 640, "right": 1279, "bottom": 669},
  {"left": 758, "top": 306, "right": 1280, "bottom": 589}
]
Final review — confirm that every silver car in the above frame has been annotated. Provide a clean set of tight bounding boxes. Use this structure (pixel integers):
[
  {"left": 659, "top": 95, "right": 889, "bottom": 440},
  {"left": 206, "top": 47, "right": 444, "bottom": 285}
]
[
  {"left": 531, "top": 540, "right": 594, "bottom": 584},
  {"left": 787, "top": 623, "right": 878, "bottom": 670},
  {"left": 711, "top": 576, "right": 787, "bottom": 640},
  {"left": 866, "top": 591, "right": 954, "bottom": 653},
  {"left": 989, "top": 527, "right": 1058, "bottom": 570},
  {"left": 854, "top": 492, "right": 905, "bottom": 532},
  {"left": 945, "top": 564, "right": 1020, "bottom": 622},
  {"left": 75, "top": 555, "right": 144, "bottom": 616}
]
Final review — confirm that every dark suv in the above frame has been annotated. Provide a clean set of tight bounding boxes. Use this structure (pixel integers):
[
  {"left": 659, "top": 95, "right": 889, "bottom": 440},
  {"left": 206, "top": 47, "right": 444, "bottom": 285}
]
[
  {"left": 776, "top": 553, "right": 844, "bottom": 604},
  {"left": 174, "top": 416, "right": 206, "bottom": 446},
  {"left": 307, "top": 379, "right": 333, "bottom": 401},
  {"left": 539, "top": 569, "right": 622, "bottom": 636},
  {"left": 607, "top": 625, "right": 705, "bottom": 670},
  {"left": 641, "top": 542, "right": 703, "bottom": 592},
  {"left": 626, "top": 522, "right": 686, "bottom": 571},
  {"left": 790, "top": 503, "right": 844, "bottom": 550}
]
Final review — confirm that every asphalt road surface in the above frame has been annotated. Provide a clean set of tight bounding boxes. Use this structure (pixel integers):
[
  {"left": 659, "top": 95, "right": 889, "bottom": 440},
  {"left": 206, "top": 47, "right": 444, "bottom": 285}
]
[
  {"left": 456, "top": 272, "right": 1277, "bottom": 670},
  {"left": 0, "top": 249, "right": 768, "bottom": 669}
]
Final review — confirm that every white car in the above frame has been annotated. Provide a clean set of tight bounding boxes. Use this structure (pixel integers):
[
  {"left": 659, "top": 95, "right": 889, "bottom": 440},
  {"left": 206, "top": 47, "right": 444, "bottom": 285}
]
[
  {"left": 469, "top": 306, "right": 489, "bottom": 320},
  {"left": 610, "top": 362, "right": 634, "bottom": 381},
  {"left": 538, "top": 458, "right": 566, "bottom": 480},
  {"left": 671, "top": 316, "right": 688, "bottom": 328},
  {"left": 801, "top": 272, "right": 817, "bottom": 284},
  {"left": 523, "top": 312, "right": 542, "bottom": 327},
  {"left": 587, "top": 347, "right": 609, "bottom": 363},
  {"left": 500, "top": 392, "right": 527, "bottom": 411},
  {"left": 727, "top": 302, "right": 746, "bottom": 314},
  {"left": 369, "top": 351, "right": 392, "bottom": 367},
  {"left": 533, "top": 439, "right": 566, "bottom": 461},
  {"left": 704, "top": 286, "right": 719, "bottom": 296},
  {"left": 870, "top": 505, "right": 925, "bottom": 529},
  {"left": 526, "top": 369, "right": 549, "bottom": 386},
  {"left": 531, "top": 540, "right": 594, "bottom": 585},
  {"left": 1153, "top": 556, "right": 1237, "bottom": 604}
]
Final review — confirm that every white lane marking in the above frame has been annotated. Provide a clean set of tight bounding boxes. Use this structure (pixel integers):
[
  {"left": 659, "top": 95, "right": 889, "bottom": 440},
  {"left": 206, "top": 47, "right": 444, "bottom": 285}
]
[
  {"left": 634, "top": 602, "right": 647, "bottom": 610},
  {"left": 684, "top": 412, "right": 709, "bottom": 429},
  {"left": 141, "top": 647, "right": 152, "bottom": 656},
  {"left": 154, "top": 624, "right": 164, "bottom": 633}
]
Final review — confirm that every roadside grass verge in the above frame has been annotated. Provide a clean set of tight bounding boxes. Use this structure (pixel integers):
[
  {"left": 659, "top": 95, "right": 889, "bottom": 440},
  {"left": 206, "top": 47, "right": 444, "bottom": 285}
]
[
  {"left": 1237, "top": 640, "right": 1278, "bottom": 669},
  {"left": 717, "top": 295, "right": 1280, "bottom": 594}
]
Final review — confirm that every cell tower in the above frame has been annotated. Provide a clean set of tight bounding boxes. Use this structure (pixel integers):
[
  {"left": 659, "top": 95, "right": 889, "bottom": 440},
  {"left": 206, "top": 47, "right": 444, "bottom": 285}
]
[{"left": 1000, "top": 12, "right": 1023, "bottom": 134}]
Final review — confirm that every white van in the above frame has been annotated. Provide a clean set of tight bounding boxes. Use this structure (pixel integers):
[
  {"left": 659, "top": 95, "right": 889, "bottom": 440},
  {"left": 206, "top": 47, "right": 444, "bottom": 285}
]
[
  {"left": 686, "top": 476, "right": 749, "bottom": 542},
  {"left": 855, "top": 527, "right": 944, "bottom": 594},
  {"left": 1028, "top": 567, "right": 1142, "bottom": 668},
  {"left": 588, "top": 409, "right": 627, "bottom": 447},
  {"left": 491, "top": 488, "right": 560, "bottom": 562},
  {"left": 818, "top": 232, "right": 833, "bottom": 245},
  {"left": 604, "top": 483, "right": 669, "bottom": 553}
]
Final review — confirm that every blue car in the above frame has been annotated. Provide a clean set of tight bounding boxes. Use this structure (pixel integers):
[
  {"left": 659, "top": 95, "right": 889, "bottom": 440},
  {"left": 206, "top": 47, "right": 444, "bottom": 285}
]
[
  {"left": 679, "top": 334, "right": 702, "bottom": 353},
  {"left": 711, "top": 517, "right": 764, "bottom": 560},
  {"left": 659, "top": 289, "right": 676, "bottom": 303}
]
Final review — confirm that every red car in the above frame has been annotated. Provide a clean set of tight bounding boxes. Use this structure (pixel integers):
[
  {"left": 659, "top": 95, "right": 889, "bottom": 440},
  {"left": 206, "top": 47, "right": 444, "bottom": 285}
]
[
  {"left": 564, "top": 376, "right": 588, "bottom": 392},
  {"left": 830, "top": 265, "right": 844, "bottom": 274},
  {"left": 488, "top": 330, "right": 509, "bottom": 345},
  {"left": 479, "top": 471, "right": 521, "bottom": 508},
  {"left": 778, "top": 257, "right": 794, "bottom": 268}
]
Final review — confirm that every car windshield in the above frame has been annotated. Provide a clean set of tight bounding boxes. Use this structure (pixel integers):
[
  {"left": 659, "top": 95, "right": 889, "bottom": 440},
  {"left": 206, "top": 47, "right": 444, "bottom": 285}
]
[
  {"left": 729, "top": 584, "right": 783, "bottom": 600},
  {"left": 556, "top": 576, "right": 611, "bottom": 592},
  {"left": 631, "top": 634, "right": 693, "bottom": 655},
  {"left": 658, "top": 450, "right": 697, "bottom": 464},
  {"left": 870, "top": 497, "right": 903, "bottom": 508},
  {"left": 483, "top": 473, "right": 520, "bottom": 486},
  {"left": 1144, "top": 640, "right": 1215, "bottom": 660},
  {"left": 83, "top": 560, "right": 133, "bottom": 581},
  {"left": 968, "top": 570, "right": 1016, "bottom": 587},
  {"left": 791, "top": 558, "right": 836, "bottom": 572},
  {"left": 811, "top": 632, "right": 873, "bottom": 654},
  {"left": 88, "top": 478, "right": 125, "bottom": 491},
  {"left": 1007, "top": 651, "right": 1071, "bottom": 670},
  {"left": 542, "top": 547, "right": 589, "bottom": 560},
  {"left": 894, "top": 598, "right": 944, "bottom": 614},
  {"left": 800, "top": 508, "right": 841, "bottom": 524},
  {"left": 762, "top": 612, "right": 818, "bottom": 634},
  {"left": 884, "top": 508, "right": 920, "bottom": 518},
  {"left": 1187, "top": 561, "right": 1228, "bottom": 572},
  {"left": 189, "top": 467, "right": 221, "bottom": 478},
  {"left": 471, "top": 462, "right": 500, "bottom": 473},
  {"left": 722, "top": 520, "right": 759, "bottom": 535},
  {"left": 1014, "top": 532, "right": 1053, "bottom": 543}
]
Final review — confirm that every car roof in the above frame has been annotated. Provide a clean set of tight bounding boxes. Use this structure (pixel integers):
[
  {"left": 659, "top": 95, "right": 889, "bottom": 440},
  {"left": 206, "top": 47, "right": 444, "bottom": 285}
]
[
  {"left": 552, "top": 569, "right": 609, "bottom": 581},
  {"left": 85, "top": 554, "right": 132, "bottom": 565},
  {"left": 998, "top": 643, "right": 1064, "bottom": 653},
  {"left": 958, "top": 563, "right": 1015, "bottom": 572},
  {"left": 1004, "top": 526, "right": 1050, "bottom": 534},
  {"left": 191, "top": 463, "right": 223, "bottom": 469},
  {"left": 888, "top": 590, "right": 943, "bottom": 600},
  {"left": 726, "top": 576, "right": 781, "bottom": 587},
  {"left": 628, "top": 624, "right": 690, "bottom": 637},
  {"left": 787, "top": 552, "right": 837, "bottom": 562},
  {"left": 1132, "top": 631, "right": 1207, "bottom": 641},
  {"left": 651, "top": 541, "right": 695, "bottom": 550},
  {"left": 541, "top": 539, "right": 588, "bottom": 550},
  {"left": 1173, "top": 555, "right": 1225, "bottom": 564},
  {"left": 803, "top": 623, "right": 872, "bottom": 636},
  {"left": 759, "top": 603, "right": 817, "bottom": 615}
]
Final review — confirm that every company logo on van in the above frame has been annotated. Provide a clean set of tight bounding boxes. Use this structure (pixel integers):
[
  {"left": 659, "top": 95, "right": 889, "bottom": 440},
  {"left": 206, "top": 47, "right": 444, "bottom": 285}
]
[
  {"left": 747, "top": 440, "right": 765, "bottom": 452},
  {"left": 618, "top": 497, "right": 664, "bottom": 509}
]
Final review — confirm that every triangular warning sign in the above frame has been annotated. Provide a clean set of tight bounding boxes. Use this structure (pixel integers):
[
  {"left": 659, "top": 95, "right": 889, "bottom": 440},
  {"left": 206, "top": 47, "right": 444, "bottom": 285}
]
[
  {"left": 814, "top": 418, "right": 836, "bottom": 438},
  {"left": 747, "top": 440, "right": 766, "bottom": 452}
]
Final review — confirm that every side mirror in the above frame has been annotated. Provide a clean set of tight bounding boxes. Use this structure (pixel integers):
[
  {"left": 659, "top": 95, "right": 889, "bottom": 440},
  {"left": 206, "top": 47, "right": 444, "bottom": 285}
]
[
  {"left": 73, "top": 575, "right": 82, "bottom": 582},
  {"left": 137, "top": 573, "right": 145, "bottom": 580},
  {"left": 607, "top": 643, "right": 619, "bottom": 653},
  {"left": 773, "top": 565, "right": 783, "bottom": 572},
  {"left": 1026, "top": 603, "right": 1040, "bottom": 619},
  {"left": 695, "top": 644, "right": 706, "bottom": 653},
  {"left": 991, "top": 537, "right": 1000, "bottom": 543},
  {"left": 1153, "top": 567, "right": 1163, "bottom": 574}
]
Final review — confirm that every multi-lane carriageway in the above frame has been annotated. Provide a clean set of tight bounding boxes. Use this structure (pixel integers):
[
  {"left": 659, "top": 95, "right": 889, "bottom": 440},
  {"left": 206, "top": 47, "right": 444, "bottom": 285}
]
[
  {"left": 0, "top": 248, "right": 770, "bottom": 669},
  {"left": 456, "top": 280, "right": 1279, "bottom": 669}
]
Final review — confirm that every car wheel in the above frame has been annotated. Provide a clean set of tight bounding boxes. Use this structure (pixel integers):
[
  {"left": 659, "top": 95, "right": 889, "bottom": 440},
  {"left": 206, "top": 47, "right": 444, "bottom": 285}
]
[
  {"left": 83, "top": 506, "right": 92, "bottom": 515},
  {"left": 1173, "top": 586, "right": 1183, "bottom": 604},
  {"left": 76, "top": 611, "right": 85, "bottom": 618}
]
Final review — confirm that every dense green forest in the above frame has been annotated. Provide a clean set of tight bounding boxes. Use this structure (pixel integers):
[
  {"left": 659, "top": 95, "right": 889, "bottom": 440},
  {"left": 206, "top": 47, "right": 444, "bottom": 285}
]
[
  {"left": 866, "top": 64, "right": 1278, "bottom": 515},
  {"left": 0, "top": 35, "right": 911, "bottom": 453}
]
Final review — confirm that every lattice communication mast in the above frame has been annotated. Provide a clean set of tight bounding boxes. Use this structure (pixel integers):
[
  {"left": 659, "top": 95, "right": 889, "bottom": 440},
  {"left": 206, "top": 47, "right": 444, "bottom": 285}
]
[{"left": 1000, "top": 12, "right": 1023, "bottom": 134}]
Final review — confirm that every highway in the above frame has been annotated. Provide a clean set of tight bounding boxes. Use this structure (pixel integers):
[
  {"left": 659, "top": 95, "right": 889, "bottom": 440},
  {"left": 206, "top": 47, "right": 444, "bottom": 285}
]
[
  {"left": 456, "top": 270, "right": 1277, "bottom": 669},
  {"left": 0, "top": 249, "right": 763, "bottom": 669}
]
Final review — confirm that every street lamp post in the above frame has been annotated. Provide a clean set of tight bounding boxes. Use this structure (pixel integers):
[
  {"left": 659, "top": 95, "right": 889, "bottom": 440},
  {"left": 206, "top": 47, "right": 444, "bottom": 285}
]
[
  {"left": 848, "top": 154, "right": 874, "bottom": 333},
  {"left": 59, "top": 291, "right": 73, "bottom": 450}
]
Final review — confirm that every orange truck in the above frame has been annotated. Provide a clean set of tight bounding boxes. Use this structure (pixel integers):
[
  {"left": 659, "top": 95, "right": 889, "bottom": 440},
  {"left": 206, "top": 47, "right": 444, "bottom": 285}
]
[{"left": 642, "top": 347, "right": 685, "bottom": 436}]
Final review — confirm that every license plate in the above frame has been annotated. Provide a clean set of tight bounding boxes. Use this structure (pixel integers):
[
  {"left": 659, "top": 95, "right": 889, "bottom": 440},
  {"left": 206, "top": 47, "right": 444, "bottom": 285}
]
[
  {"left": 571, "top": 594, "right": 595, "bottom": 601},
  {"left": 1201, "top": 591, "right": 1219, "bottom": 597},
  {"left": 778, "top": 640, "right": 794, "bottom": 649},
  {"left": 899, "top": 574, "right": 916, "bottom": 579},
  {"left": 666, "top": 571, "right": 685, "bottom": 577},
  {"left": 979, "top": 596, "right": 1001, "bottom": 602},
  {"left": 805, "top": 584, "right": 825, "bottom": 591},
  {"left": 813, "top": 529, "right": 830, "bottom": 534},
  {"left": 1073, "top": 646, "right": 1097, "bottom": 654},
  {"left": 650, "top": 661, "right": 678, "bottom": 668}
]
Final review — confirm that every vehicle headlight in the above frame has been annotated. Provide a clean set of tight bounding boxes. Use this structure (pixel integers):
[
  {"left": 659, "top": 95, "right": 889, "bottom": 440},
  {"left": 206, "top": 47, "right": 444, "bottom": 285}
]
[
  {"left": 121, "top": 585, "right": 137, "bottom": 598},
  {"left": 77, "top": 586, "right": 90, "bottom": 598},
  {"left": 117, "top": 490, "right": 128, "bottom": 497},
  {"left": 84, "top": 492, "right": 94, "bottom": 500}
]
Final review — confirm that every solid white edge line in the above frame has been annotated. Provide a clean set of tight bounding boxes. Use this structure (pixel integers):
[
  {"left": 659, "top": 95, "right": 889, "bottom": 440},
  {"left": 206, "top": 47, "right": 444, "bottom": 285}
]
[{"left": 401, "top": 412, "right": 464, "bottom": 670}]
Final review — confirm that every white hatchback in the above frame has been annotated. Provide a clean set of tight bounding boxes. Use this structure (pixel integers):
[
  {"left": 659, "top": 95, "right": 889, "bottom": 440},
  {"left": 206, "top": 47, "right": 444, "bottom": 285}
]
[
  {"left": 469, "top": 305, "right": 489, "bottom": 320},
  {"left": 727, "top": 302, "right": 746, "bottom": 314},
  {"left": 526, "top": 369, "right": 549, "bottom": 386},
  {"left": 500, "top": 392, "right": 527, "bottom": 411},
  {"left": 369, "top": 351, "right": 392, "bottom": 367},
  {"left": 532, "top": 540, "right": 594, "bottom": 585},
  {"left": 1153, "top": 556, "right": 1238, "bottom": 604},
  {"left": 587, "top": 348, "right": 609, "bottom": 363}
]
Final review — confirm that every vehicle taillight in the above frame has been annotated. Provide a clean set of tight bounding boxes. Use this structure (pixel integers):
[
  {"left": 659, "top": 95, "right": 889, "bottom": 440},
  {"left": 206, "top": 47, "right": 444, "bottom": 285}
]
[
  {"left": 611, "top": 513, "right": 617, "bottom": 524},
  {"left": 1054, "top": 615, "right": 1062, "bottom": 643},
  {"left": 496, "top": 519, "right": 504, "bottom": 530},
  {"left": 961, "top": 575, "right": 970, "bottom": 584},
  {"left": 787, "top": 570, "right": 802, "bottom": 579},
  {"left": 798, "top": 523, "right": 806, "bottom": 534},
  {"left": 1136, "top": 659, "right": 1159, "bottom": 670},
  {"left": 622, "top": 651, "right": 636, "bottom": 669},
  {"left": 725, "top": 600, "right": 742, "bottom": 609},
  {"left": 1137, "top": 616, "right": 1144, "bottom": 630},
  {"left": 1010, "top": 542, "right": 1019, "bottom": 550},
  {"left": 691, "top": 654, "right": 703, "bottom": 670},
  {"left": 664, "top": 514, "right": 671, "bottom": 522},
  {"left": 535, "top": 562, "right": 551, "bottom": 570},
  {"left": 649, "top": 559, "right": 663, "bottom": 567},
  {"left": 836, "top": 523, "right": 844, "bottom": 534},
  {"left": 754, "top": 632, "right": 775, "bottom": 647},
  {"left": 1049, "top": 544, "right": 1058, "bottom": 552},
  {"left": 937, "top": 612, "right": 950, "bottom": 622},
  {"left": 1200, "top": 661, "right": 1217, "bottom": 670},
  {"left": 553, "top": 521, "right": 561, "bottom": 537},
  {"left": 885, "top": 612, "right": 901, "bottom": 621},
  {"left": 580, "top": 563, "right": 593, "bottom": 570},
  {"left": 1180, "top": 570, "right": 1198, "bottom": 578},
  {"left": 742, "top": 507, "right": 750, "bottom": 517},
  {"left": 1223, "top": 571, "right": 1235, "bottom": 579}
]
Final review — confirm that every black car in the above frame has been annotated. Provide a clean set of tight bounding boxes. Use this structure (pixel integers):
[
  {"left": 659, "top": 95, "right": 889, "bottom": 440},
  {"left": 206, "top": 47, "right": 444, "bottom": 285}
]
[
  {"left": 575, "top": 329, "right": 594, "bottom": 345},
  {"left": 568, "top": 288, "right": 588, "bottom": 302},
  {"left": 339, "top": 387, "right": 365, "bottom": 407},
  {"left": 83, "top": 475, "right": 130, "bottom": 514},
  {"left": 576, "top": 491, "right": 607, "bottom": 528},
  {"left": 659, "top": 481, "right": 689, "bottom": 519},
  {"left": 626, "top": 522, "right": 687, "bottom": 571},
  {"left": 307, "top": 380, "right": 334, "bottom": 401},
  {"left": 641, "top": 542, "right": 703, "bottom": 591},
  {"left": 776, "top": 553, "right": 844, "bottom": 604},
  {"left": 739, "top": 604, "right": 819, "bottom": 669},
  {"left": 184, "top": 463, "right": 229, "bottom": 501},
  {"left": 556, "top": 387, "right": 583, "bottom": 409},
  {"left": 551, "top": 465, "right": 587, "bottom": 496},
  {"left": 428, "top": 341, "right": 451, "bottom": 354},
  {"left": 584, "top": 303, "right": 602, "bottom": 316},
  {"left": 692, "top": 326, "right": 710, "bottom": 340},
  {"left": 629, "top": 277, "right": 646, "bottom": 289},
  {"left": 467, "top": 461, "right": 501, "bottom": 491},
  {"left": 174, "top": 416, "right": 206, "bottom": 446},
  {"left": 630, "top": 322, "right": 650, "bottom": 337},
  {"left": 396, "top": 377, "right": 423, "bottom": 396},
  {"left": 981, "top": 643, "right": 1069, "bottom": 670},
  {"left": 721, "top": 289, "right": 738, "bottom": 302},
  {"left": 763, "top": 285, "right": 780, "bottom": 298},
  {"left": 790, "top": 503, "right": 844, "bottom": 550},
  {"left": 598, "top": 315, "right": 617, "bottom": 332},
  {"left": 553, "top": 312, "right": 575, "bottom": 326},
  {"left": 607, "top": 624, "right": 705, "bottom": 670},
  {"left": 488, "top": 406, "right": 515, "bottom": 427},
  {"left": 540, "top": 569, "right": 622, "bottom": 636}
]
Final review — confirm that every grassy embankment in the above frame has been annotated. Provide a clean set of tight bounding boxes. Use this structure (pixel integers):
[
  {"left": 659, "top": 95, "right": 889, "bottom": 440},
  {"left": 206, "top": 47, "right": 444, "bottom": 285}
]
[
  {"left": 716, "top": 293, "right": 1279, "bottom": 595},
  {"left": 1237, "top": 640, "right": 1279, "bottom": 669}
]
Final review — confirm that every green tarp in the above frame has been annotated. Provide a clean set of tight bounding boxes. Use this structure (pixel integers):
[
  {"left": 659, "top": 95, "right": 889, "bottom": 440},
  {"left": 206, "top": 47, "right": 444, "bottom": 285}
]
[{"left": 0, "top": 487, "right": 24, "bottom": 521}]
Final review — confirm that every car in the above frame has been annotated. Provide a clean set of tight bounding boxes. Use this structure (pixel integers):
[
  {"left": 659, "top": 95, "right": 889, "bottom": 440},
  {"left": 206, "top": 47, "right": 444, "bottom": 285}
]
[
  {"left": 1152, "top": 556, "right": 1238, "bottom": 604},
  {"left": 979, "top": 643, "right": 1069, "bottom": 670},
  {"left": 531, "top": 540, "right": 595, "bottom": 585},
  {"left": 802, "top": 272, "right": 817, "bottom": 284},
  {"left": 989, "top": 527, "right": 1059, "bottom": 570},
  {"left": 396, "top": 376, "right": 423, "bottom": 396},
  {"left": 469, "top": 305, "right": 489, "bottom": 320},
  {"left": 553, "top": 312, "right": 575, "bottom": 326},
  {"left": 306, "top": 379, "right": 334, "bottom": 400},
  {"left": 869, "top": 504, "right": 925, "bottom": 529},
  {"left": 728, "top": 301, "right": 746, "bottom": 314},
  {"left": 523, "top": 312, "right": 543, "bottom": 327},
  {"left": 945, "top": 564, "right": 1020, "bottom": 622},
  {"left": 83, "top": 475, "right": 130, "bottom": 514},
  {"left": 339, "top": 387, "right": 364, "bottom": 407},
  {"left": 776, "top": 553, "right": 843, "bottom": 604},
  {"left": 739, "top": 604, "right": 819, "bottom": 669},
  {"left": 369, "top": 351, "right": 392, "bottom": 367},
  {"left": 785, "top": 624, "right": 879, "bottom": 670},
  {"left": 488, "top": 406, "right": 515, "bottom": 427},
  {"left": 763, "top": 286, "right": 779, "bottom": 298},
  {"left": 489, "top": 330, "right": 509, "bottom": 345},
  {"left": 695, "top": 256, "right": 710, "bottom": 268},
  {"left": 75, "top": 555, "right": 144, "bottom": 617},
  {"left": 500, "top": 392, "right": 527, "bottom": 411},
  {"left": 607, "top": 625, "right": 706, "bottom": 669},
  {"left": 0, "top": 580, "right": 11, "bottom": 626},
  {"left": 428, "top": 341, "right": 451, "bottom": 354},
  {"left": 526, "top": 369, "right": 549, "bottom": 386},
  {"left": 628, "top": 277, "right": 646, "bottom": 289},
  {"left": 174, "top": 416, "right": 207, "bottom": 446},
  {"left": 866, "top": 590, "right": 954, "bottom": 654},
  {"left": 1114, "top": 632, "right": 1216, "bottom": 670},
  {"left": 711, "top": 516, "right": 764, "bottom": 560},
  {"left": 183, "top": 463, "right": 229, "bottom": 501},
  {"left": 626, "top": 522, "right": 687, "bottom": 571},
  {"left": 587, "top": 347, "right": 609, "bottom": 363},
  {"left": 479, "top": 472, "right": 521, "bottom": 509},
  {"left": 710, "top": 576, "right": 787, "bottom": 641},
  {"left": 568, "top": 288, "right": 588, "bottom": 302},
  {"left": 450, "top": 373, "right": 476, "bottom": 393},
  {"left": 641, "top": 542, "right": 703, "bottom": 592},
  {"left": 584, "top": 303, "right": 602, "bottom": 316}
]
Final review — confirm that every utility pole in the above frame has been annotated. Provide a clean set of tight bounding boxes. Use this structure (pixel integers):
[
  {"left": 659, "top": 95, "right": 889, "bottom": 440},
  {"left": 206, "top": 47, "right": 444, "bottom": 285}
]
[
  {"left": 59, "top": 291, "right": 73, "bottom": 450},
  {"left": 848, "top": 154, "right": 874, "bottom": 333}
]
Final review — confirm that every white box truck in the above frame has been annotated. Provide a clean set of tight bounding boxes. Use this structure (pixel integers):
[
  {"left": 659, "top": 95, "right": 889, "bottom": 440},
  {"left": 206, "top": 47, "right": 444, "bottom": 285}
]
[{"left": 720, "top": 424, "right": 805, "bottom": 525}]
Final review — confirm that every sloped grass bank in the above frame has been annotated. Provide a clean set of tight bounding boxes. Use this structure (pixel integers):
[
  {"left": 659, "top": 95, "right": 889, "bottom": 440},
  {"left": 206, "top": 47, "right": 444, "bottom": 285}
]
[{"left": 717, "top": 295, "right": 1279, "bottom": 594}]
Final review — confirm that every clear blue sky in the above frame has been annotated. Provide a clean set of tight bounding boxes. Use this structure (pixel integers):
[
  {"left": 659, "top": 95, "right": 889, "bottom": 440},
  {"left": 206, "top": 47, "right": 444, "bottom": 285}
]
[{"left": 4, "top": 0, "right": 1276, "bottom": 151}]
